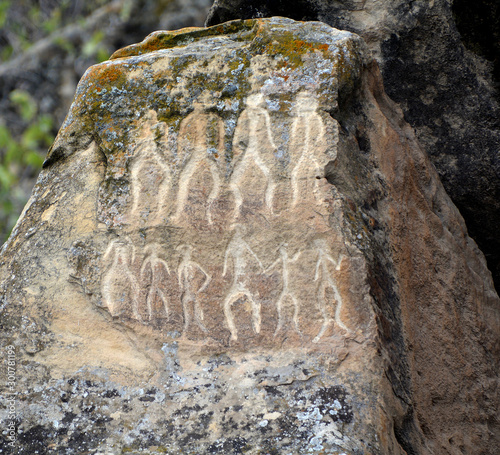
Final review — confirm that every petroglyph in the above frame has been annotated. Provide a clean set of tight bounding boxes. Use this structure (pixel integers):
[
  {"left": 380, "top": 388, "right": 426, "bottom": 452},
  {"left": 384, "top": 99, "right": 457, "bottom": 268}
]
[
  {"left": 313, "top": 239, "right": 348, "bottom": 343},
  {"left": 130, "top": 114, "right": 172, "bottom": 225},
  {"left": 177, "top": 244, "right": 211, "bottom": 334},
  {"left": 265, "top": 244, "right": 302, "bottom": 336},
  {"left": 230, "top": 93, "right": 277, "bottom": 219},
  {"left": 290, "top": 92, "right": 331, "bottom": 207},
  {"left": 92, "top": 63, "right": 351, "bottom": 347},
  {"left": 94, "top": 92, "right": 350, "bottom": 345},
  {"left": 140, "top": 243, "right": 170, "bottom": 320},
  {"left": 222, "top": 225, "right": 264, "bottom": 341},
  {"left": 174, "top": 100, "right": 224, "bottom": 224},
  {"left": 102, "top": 237, "right": 141, "bottom": 320}
]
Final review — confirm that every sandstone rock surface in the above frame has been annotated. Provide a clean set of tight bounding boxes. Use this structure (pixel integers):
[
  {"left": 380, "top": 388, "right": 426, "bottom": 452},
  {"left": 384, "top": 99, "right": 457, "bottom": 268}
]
[
  {"left": 206, "top": 0, "right": 500, "bottom": 293},
  {"left": 0, "top": 17, "right": 498, "bottom": 454}
]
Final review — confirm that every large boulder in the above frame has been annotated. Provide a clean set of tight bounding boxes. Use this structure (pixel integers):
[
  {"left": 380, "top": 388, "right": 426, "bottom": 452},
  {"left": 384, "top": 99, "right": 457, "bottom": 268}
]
[
  {"left": 206, "top": 0, "right": 500, "bottom": 293},
  {"left": 0, "top": 17, "right": 498, "bottom": 454}
]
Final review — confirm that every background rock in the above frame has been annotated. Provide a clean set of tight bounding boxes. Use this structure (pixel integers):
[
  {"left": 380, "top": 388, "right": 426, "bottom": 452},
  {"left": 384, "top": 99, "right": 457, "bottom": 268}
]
[
  {"left": 206, "top": 0, "right": 500, "bottom": 293},
  {"left": 0, "top": 17, "right": 498, "bottom": 454}
]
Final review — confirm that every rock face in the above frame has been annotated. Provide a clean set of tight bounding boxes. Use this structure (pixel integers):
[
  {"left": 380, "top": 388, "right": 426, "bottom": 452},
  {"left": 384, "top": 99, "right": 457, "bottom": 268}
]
[
  {"left": 206, "top": 0, "right": 500, "bottom": 294},
  {"left": 0, "top": 17, "right": 498, "bottom": 454}
]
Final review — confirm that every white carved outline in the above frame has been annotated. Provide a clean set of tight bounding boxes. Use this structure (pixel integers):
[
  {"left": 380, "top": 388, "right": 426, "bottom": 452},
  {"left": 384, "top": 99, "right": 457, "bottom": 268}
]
[
  {"left": 312, "top": 239, "right": 348, "bottom": 343},
  {"left": 290, "top": 91, "right": 327, "bottom": 207},
  {"left": 102, "top": 237, "right": 141, "bottom": 321},
  {"left": 229, "top": 93, "right": 277, "bottom": 219},
  {"left": 177, "top": 244, "right": 211, "bottom": 333},
  {"left": 140, "top": 243, "right": 170, "bottom": 320},
  {"left": 130, "top": 121, "right": 172, "bottom": 224},
  {"left": 222, "top": 225, "right": 264, "bottom": 341},
  {"left": 173, "top": 102, "right": 224, "bottom": 224},
  {"left": 265, "top": 244, "right": 302, "bottom": 336}
]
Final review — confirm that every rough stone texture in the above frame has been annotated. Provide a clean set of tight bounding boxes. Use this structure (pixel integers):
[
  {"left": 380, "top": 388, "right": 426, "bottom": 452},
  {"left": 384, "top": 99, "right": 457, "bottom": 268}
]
[
  {"left": 0, "top": 17, "right": 499, "bottom": 454},
  {"left": 205, "top": 0, "right": 500, "bottom": 294}
]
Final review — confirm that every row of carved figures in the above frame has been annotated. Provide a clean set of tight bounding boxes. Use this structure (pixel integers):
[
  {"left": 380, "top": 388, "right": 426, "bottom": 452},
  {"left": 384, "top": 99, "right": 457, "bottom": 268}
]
[
  {"left": 101, "top": 231, "right": 350, "bottom": 343},
  {"left": 128, "top": 91, "right": 337, "bottom": 224}
]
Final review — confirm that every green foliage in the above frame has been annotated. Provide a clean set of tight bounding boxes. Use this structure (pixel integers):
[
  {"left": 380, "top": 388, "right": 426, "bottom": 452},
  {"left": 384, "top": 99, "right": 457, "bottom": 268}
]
[
  {"left": 0, "top": 0, "right": 181, "bottom": 240},
  {"left": 0, "top": 44, "right": 12, "bottom": 61},
  {"left": 9, "top": 89, "right": 37, "bottom": 122},
  {"left": 0, "top": 1, "right": 9, "bottom": 28},
  {"left": 28, "top": 5, "right": 41, "bottom": 24},
  {"left": 0, "top": 185, "right": 26, "bottom": 239},
  {"left": 0, "top": 0, "right": 113, "bottom": 63},
  {"left": 42, "top": 8, "right": 62, "bottom": 34},
  {"left": 83, "top": 30, "right": 110, "bottom": 62},
  {"left": 0, "top": 90, "right": 55, "bottom": 240},
  {"left": 120, "top": 0, "right": 134, "bottom": 21},
  {"left": 52, "top": 36, "right": 75, "bottom": 54}
]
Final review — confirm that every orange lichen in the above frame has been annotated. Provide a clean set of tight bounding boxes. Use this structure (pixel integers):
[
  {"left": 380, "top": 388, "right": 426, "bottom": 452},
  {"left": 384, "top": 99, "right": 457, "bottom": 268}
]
[{"left": 249, "top": 28, "right": 333, "bottom": 69}]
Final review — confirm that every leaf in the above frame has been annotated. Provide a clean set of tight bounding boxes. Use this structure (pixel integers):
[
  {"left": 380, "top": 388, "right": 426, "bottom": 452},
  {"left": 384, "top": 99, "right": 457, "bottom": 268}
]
[
  {"left": 82, "top": 30, "right": 105, "bottom": 58},
  {"left": 0, "top": 44, "right": 13, "bottom": 61},
  {"left": 52, "top": 36, "right": 74, "bottom": 54},
  {"left": 25, "top": 151, "right": 45, "bottom": 168},
  {"left": 4, "top": 140, "right": 19, "bottom": 166},
  {"left": 9, "top": 89, "right": 37, "bottom": 122},
  {"left": 0, "top": 1, "right": 10, "bottom": 29},
  {"left": 21, "top": 125, "right": 40, "bottom": 151},
  {"left": 97, "top": 47, "right": 110, "bottom": 63},
  {"left": 42, "top": 8, "right": 61, "bottom": 34},
  {"left": 0, "top": 124, "right": 12, "bottom": 149},
  {"left": 20, "top": 117, "right": 54, "bottom": 153},
  {"left": 0, "top": 164, "right": 16, "bottom": 190}
]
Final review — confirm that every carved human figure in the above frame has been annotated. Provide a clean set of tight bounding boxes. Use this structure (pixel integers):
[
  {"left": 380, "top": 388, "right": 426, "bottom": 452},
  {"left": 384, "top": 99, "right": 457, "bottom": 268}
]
[
  {"left": 130, "top": 117, "right": 172, "bottom": 224},
  {"left": 177, "top": 244, "right": 211, "bottom": 334},
  {"left": 222, "top": 225, "right": 264, "bottom": 341},
  {"left": 101, "top": 237, "right": 141, "bottom": 321},
  {"left": 265, "top": 244, "right": 302, "bottom": 336},
  {"left": 312, "top": 239, "right": 348, "bottom": 343},
  {"left": 289, "top": 91, "right": 329, "bottom": 207},
  {"left": 174, "top": 99, "right": 224, "bottom": 223},
  {"left": 140, "top": 243, "right": 170, "bottom": 321},
  {"left": 230, "top": 93, "right": 277, "bottom": 219}
]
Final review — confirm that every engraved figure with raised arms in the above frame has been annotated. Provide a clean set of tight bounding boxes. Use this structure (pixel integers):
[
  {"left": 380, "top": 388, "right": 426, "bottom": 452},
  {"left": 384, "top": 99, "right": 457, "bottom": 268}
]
[
  {"left": 222, "top": 225, "right": 264, "bottom": 341},
  {"left": 177, "top": 244, "right": 211, "bottom": 334},
  {"left": 312, "top": 239, "right": 348, "bottom": 343}
]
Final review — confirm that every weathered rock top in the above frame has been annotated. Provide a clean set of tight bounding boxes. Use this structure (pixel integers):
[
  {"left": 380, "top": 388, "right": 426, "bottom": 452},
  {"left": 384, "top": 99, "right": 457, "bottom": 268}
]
[
  {"left": 110, "top": 18, "right": 355, "bottom": 58},
  {"left": 43, "top": 17, "right": 366, "bottom": 169}
]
